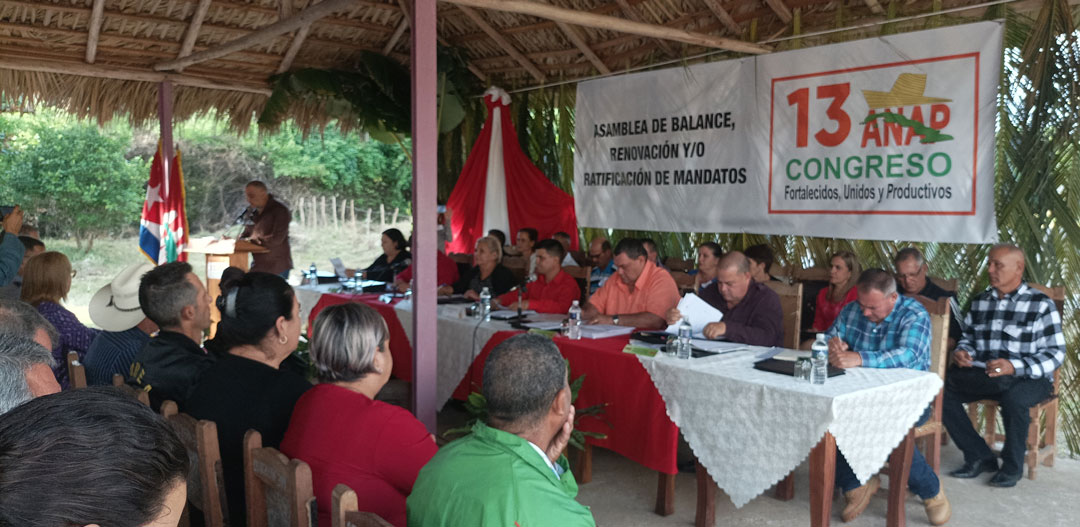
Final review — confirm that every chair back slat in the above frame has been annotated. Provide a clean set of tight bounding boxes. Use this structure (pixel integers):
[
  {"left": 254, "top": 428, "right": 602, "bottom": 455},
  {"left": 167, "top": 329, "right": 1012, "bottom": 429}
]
[
  {"left": 502, "top": 257, "right": 529, "bottom": 284},
  {"left": 792, "top": 267, "right": 830, "bottom": 283},
  {"left": 927, "top": 276, "right": 957, "bottom": 292},
  {"left": 763, "top": 281, "right": 803, "bottom": 350},
  {"left": 164, "top": 406, "right": 227, "bottom": 527},
  {"left": 447, "top": 253, "right": 472, "bottom": 265},
  {"left": 66, "top": 351, "right": 87, "bottom": 389},
  {"left": 331, "top": 484, "right": 393, "bottom": 527},
  {"left": 244, "top": 429, "right": 315, "bottom": 527},
  {"left": 112, "top": 373, "right": 151, "bottom": 406},
  {"left": 663, "top": 258, "right": 695, "bottom": 273},
  {"left": 912, "top": 295, "right": 950, "bottom": 380},
  {"left": 562, "top": 266, "right": 593, "bottom": 304},
  {"left": 669, "top": 271, "right": 696, "bottom": 295},
  {"left": 569, "top": 250, "right": 587, "bottom": 267}
]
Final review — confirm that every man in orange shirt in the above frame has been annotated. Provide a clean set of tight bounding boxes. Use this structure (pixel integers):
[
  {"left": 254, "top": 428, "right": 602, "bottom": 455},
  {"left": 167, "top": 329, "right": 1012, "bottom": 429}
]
[
  {"left": 498, "top": 240, "right": 581, "bottom": 314},
  {"left": 582, "top": 239, "right": 680, "bottom": 330}
]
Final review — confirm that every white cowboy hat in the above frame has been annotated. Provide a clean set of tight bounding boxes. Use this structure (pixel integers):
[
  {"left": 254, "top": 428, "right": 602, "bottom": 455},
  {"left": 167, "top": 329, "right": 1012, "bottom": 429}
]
[{"left": 89, "top": 263, "right": 155, "bottom": 332}]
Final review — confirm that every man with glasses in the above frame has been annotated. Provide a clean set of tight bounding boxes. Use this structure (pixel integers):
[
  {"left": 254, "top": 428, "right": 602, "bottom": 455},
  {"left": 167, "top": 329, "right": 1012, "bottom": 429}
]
[
  {"left": 893, "top": 247, "right": 961, "bottom": 348},
  {"left": 586, "top": 237, "right": 614, "bottom": 293}
]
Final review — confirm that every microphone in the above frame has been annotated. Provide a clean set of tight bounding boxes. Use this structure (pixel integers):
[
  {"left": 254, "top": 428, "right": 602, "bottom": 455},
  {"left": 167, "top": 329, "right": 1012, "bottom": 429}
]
[{"left": 232, "top": 207, "right": 253, "bottom": 225}]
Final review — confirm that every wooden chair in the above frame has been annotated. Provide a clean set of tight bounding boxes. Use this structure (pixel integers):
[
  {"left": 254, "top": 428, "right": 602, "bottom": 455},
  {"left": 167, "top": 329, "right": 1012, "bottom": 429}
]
[
  {"left": 762, "top": 281, "right": 803, "bottom": 350},
  {"left": 911, "top": 294, "right": 951, "bottom": 474},
  {"left": 928, "top": 276, "right": 957, "bottom": 292},
  {"left": 670, "top": 271, "right": 696, "bottom": 295},
  {"left": 663, "top": 257, "right": 695, "bottom": 273},
  {"left": 966, "top": 283, "right": 1064, "bottom": 480},
  {"left": 502, "top": 256, "right": 529, "bottom": 284},
  {"left": 447, "top": 252, "right": 472, "bottom": 265},
  {"left": 792, "top": 266, "right": 830, "bottom": 283},
  {"left": 66, "top": 351, "right": 87, "bottom": 389},
  {"left": 244, "top": 429, "right": 316, "bottom": 527},
  {"left": 569, "top": 250, "right": 588, "bottom": 267},
  {"left": 331, "top": 484, "right": 393, "bottom": 527},
  {"left": 111, "top": 373, "right": 151, "bottom": 406},
  {"left": 562, "top": 265, "right": 593, "bottom": 304},
  {"left": 160, "top": 401, "right": 227, "bottom": 527}
]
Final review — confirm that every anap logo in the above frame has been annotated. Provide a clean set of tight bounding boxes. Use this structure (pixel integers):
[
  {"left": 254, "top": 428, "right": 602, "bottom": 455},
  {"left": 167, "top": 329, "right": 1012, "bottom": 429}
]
[{"left": 860, "top": 73, "right": 954, "bottom": 146}]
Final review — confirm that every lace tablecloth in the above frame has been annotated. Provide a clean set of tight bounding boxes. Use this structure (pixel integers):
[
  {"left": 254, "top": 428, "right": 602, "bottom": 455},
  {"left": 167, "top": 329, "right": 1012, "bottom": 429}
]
[
  {"left": 392, "top": 301, "right": 516, "bottom": 410},
  {"left": 294, "top": 284, "right": 341, "bottom": 325},
  {"left": 638, "top": 350, "right": 942, "bottom": 507}
]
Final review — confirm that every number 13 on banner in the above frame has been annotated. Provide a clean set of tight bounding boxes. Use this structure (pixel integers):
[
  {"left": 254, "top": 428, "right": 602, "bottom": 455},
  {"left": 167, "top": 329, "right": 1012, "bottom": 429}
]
[{"left": 787, "top": 83, "right": 851, "bottom": 148}]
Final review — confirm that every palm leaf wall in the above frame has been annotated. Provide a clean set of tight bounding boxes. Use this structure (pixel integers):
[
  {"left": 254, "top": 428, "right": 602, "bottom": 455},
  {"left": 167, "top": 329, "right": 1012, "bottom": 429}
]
[{"left": 437, "top": 1, "right": 1080, "bottom": 454}]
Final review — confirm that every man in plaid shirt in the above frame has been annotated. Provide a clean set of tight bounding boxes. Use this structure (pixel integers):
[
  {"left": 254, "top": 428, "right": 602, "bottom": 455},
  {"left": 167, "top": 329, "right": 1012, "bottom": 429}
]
[
  {"left": 942, "top": 244, "right": 1065, "bottom": 488},
  {"left": 824, "top": 269, "right": 949, "bottom": 525}
]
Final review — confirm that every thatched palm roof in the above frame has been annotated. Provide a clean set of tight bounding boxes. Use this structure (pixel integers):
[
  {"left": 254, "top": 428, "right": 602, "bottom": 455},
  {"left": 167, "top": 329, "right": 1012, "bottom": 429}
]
[{"left": 0, "top": 0, "right": 1049, "bottom": 130}]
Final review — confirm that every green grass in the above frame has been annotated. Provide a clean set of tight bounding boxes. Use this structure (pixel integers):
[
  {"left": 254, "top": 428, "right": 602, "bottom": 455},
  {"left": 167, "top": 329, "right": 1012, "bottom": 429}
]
[{"left": 42, "top": 219, "right": 410, "bottom": 326}]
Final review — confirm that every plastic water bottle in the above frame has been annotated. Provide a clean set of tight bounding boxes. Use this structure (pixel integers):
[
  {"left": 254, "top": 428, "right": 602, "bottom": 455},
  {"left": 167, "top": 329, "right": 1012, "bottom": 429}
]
[
  {"left": 308, "top": 263, "right": 318, "bottom": 286},
  {"left": 479, "top": 287, "right": 492, "bottom": 321},
  {"left": 567, "top": 300, "right": 582, "bottom": 340},
  {"left": 677, "top": 317, "right": 693, "bottom": 359},
  {"left": 811, "top": 333, "right": 828, "bottom": 385}
]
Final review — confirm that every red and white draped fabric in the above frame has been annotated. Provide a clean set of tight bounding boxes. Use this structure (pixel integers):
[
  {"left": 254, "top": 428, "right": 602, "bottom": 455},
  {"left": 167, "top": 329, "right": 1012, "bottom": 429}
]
[{"left": 447, "top": 87, "right": 579, "bottom": 254}]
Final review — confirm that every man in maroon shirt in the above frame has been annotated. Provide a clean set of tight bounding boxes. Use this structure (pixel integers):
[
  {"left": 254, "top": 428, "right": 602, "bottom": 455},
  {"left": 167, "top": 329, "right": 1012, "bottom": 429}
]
[
  {"left": 240, "top": 181, "right": 293, "bottom": 277},
  {"left": 667, "top": 251, "right": 784, "bottom": 347},
  {"left": 498, "top": 239, "right": 581, "bottom": 314}
]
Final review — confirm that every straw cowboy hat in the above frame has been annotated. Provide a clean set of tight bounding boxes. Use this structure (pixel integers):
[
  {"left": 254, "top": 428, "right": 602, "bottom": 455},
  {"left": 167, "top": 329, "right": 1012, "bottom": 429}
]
[
  {"left": 862, "top": 73, "right": 952, "bottom": 109},
  {"left": 89, "top": 263, "right": 155, "bottom": 332}
]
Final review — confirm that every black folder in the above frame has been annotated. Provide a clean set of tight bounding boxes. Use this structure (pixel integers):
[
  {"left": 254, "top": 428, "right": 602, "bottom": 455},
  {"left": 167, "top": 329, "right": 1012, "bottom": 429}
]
[{"left": 753, "top": 358, "right": 846, "bottom": 378}]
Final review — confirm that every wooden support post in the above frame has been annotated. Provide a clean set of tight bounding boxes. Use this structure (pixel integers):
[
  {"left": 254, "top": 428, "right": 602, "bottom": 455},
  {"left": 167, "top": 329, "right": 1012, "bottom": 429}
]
[
  {"left": 774, "top": 471, "right": 795, "bottom": 501},
  {"left": 695, "top": 460, "right": 717, "bottom": 527},
  {"left": 809, "top": 433, "right": 837, "bottom": 527},
  {"left": 331, "top": 196, "right": 339, "bottom": 229},
  {"left": 85, "top": 0, "right": 106, "bottom": 64},
  {"left": 655, "top": 472, "right": 676, "bottom": 516},
  {"left": 411, "top": 0, "right": 439, "bottom": 432},
  {"left": 886, "top": 429, "right": 915, "bottom": 527}
]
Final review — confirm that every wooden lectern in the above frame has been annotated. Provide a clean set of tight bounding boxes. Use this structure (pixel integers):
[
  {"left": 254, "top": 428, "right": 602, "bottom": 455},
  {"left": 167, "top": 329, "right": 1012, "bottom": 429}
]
[{"left": 187, "top": 237, "right": 270, "bottom": 337}]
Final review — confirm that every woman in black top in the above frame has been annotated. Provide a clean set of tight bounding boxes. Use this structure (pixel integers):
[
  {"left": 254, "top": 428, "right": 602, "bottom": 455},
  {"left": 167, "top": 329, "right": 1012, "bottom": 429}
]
[
  {"left": 438, "top": 235, "right": 516, "bottom": 298},
  {"left": 364, "top": 228, "right": 411, "bottom": 282},
  {"left": 184, "top": 272, "right": 312, "bottom": 525}
]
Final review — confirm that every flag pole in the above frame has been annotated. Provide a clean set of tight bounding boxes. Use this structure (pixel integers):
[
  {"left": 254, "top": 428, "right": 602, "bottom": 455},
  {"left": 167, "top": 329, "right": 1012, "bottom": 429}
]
[{"left": 158, "top": 81, "right": 174, "bottom": 204}]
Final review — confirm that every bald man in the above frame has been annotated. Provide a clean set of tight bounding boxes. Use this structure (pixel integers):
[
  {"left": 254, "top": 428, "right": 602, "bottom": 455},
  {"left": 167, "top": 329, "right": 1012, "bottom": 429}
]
[
  {"left": 666, "top": 252, "right": 783, "bottom": 347},
  {"left": 942, "top": 244, "right": 1065, "bottom": 488},
  {"left": 240, "top": 181, "right": 293, "bottom": 278}
]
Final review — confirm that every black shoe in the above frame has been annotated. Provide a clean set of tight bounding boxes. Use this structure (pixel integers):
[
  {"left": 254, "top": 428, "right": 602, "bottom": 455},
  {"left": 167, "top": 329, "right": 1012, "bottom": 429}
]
[
  {"left": 948, "top": 458, "right": 999, "bottom": 478},
  {"left": 988, "top": 470, "right": 1022, "bottom": 488}
]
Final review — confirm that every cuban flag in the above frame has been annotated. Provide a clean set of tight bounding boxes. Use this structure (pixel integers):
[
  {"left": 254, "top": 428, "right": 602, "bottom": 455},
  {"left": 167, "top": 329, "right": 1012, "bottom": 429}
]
[{"left": 139, "top": 141, "right": 189, "bottom": 264}]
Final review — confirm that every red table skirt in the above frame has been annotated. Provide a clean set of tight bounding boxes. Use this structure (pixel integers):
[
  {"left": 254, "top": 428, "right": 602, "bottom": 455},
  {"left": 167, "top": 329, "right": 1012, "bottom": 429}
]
[{"left": 307, "top": 294, "right": 678, "bottom": 475}]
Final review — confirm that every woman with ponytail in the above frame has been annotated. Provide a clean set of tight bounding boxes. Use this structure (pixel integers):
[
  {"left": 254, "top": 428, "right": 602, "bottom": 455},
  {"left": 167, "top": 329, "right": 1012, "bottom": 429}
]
[{"left": 185, "top": 271, "right": 312, "bottom": 525}]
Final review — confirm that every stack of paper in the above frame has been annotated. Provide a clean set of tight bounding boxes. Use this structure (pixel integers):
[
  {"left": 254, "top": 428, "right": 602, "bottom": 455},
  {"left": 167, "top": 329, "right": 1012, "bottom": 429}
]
[
  {"left": 664, "top": 293, "right": 724, "bottom": 337},
  {"left": 580, "top": 324, "right": 635, "bottom": 339}
]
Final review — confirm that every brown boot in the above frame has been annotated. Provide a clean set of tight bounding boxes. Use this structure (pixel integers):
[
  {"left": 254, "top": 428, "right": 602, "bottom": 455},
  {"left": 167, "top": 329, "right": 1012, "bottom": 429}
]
[
  {"left": 841, "top": 475, "right": 880, "bottom": 522},
  {"left": 924, "top": 488, "right": 951, "bottom": 525}
]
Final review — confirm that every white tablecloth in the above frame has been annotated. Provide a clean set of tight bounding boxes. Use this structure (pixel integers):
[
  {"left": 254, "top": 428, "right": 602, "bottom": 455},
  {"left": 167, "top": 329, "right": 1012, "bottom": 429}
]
[
  {"left": 638, "top": 350, "right": 942, "bottom": 507},
  {"left": 294, "top": 284, "right": 341, "bottom": 326},
  {"left": 392, "top": 300, "right": 517, "bottom": 411}
]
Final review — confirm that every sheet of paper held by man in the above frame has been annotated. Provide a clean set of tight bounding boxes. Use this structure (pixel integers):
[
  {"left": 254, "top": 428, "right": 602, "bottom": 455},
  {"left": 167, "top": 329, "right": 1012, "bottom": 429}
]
[{"left": 664, "top": 293, "right": 723, "bottom": 338}]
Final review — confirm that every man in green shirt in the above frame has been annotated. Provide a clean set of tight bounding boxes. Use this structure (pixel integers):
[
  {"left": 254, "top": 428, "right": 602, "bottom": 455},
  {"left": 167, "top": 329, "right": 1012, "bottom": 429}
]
[{"left": 408, "top": 334, "right": 595, "bottom": 527}]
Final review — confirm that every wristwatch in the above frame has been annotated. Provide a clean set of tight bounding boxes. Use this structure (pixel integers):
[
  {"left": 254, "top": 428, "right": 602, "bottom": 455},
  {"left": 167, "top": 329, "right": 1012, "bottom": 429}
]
[{"left": 612, "top": 315, "right": 620, "bottom": 326}]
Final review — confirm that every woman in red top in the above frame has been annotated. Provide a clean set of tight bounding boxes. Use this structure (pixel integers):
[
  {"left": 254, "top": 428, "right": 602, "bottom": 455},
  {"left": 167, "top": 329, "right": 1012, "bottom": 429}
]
[
  {"left": 805, "top": 251, "right": 860, "bottom": 346},
  {"left": 280, "top": 303, "right": 437, "bottom": 527}
]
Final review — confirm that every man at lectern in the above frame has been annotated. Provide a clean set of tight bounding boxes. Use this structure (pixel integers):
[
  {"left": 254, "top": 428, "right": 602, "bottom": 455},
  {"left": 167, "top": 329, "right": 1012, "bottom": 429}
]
[{"left": 240, "top": 181, "right": 293, "bottom": 278}]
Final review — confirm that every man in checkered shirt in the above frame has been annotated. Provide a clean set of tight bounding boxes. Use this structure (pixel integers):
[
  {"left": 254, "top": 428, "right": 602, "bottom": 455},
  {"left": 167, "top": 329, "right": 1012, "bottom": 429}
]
[
  {"left": 942, "top": 244, "right": 1065, "bottom": 488},
  {"left": 824, "top": 269, "right": 950, "bottom": 526}
]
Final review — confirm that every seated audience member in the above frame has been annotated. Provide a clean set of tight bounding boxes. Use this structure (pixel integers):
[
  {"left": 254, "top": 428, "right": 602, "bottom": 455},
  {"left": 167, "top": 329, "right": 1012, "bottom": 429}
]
[
  {"left": 20, "top": 251, "right": 99, "bottom": 389},
  {"left": 0, "top": 298, "right": 59, "bottom": 350},
  {"left": 488, "top": 229, "right": 507, "bottom": 250},
  {"left": 552, "top": 231, "right": 580, "bottom": 267},
  {"left": 408, "top": 334, "right": 594, "bottom": 526},
  {"left": 893, "top": 247, "right": 961, "bottom": 347},
  {"left": 439, "top": 236, "right": 516, "bottom": 299},
  {"left": 667, "top": 252, "right": 783, "bottom": 347},
  {"left": 0, "top": 334, "right": 59, "bottom": 414},
  {"left": 942, "top": 244, "right": 1065, "bottom": 488},
  {"left": 824, "top": 269, "right": 949, "bottom": 524},
  {"left": 83, "top": 263, "right": 158, "bottom": 386},
  {"left": 129, "top": 261, "right": 214, "bottom": 410},
  {"left": 692, "top": 242, "right": 723, "bottom": 294},
  {"left": 185, "top": 272, "right": 312, "bottom": 524},
  {"left": 805, "top": 251, "right": 860, "bottom": 345},
  {"left": 498, "top": 239, "right": 580, "bottom": 314},
  {"left": 0, "top": 206, "right": 25, "bottom": 288},
  {"left": 281, "top": 303, "right": 436, "bottom": 527},
  {"left": 641, "top": 239, "right": 666, "bottom": 269},
  {"left": 393, "top": 250, "right": 460, "bottom": 293},
  {"left": 583, "top": 239, "right": 679, "bottom": 330},
  {"left": 0, "top": 387, "right": 188, "bottom": 527},
  {"left": 745, "top": 244, "right": 782, "bottom": 283},
  {"left": 516, "top": 227, "right": 539, "bottom": 280},
  {"left": 363, "top": 228, "right": 412, "bottom": 283},
  {"left": 0, "top": 236, "right": 45, "bottom": 300},
  {"left": 587, "top": 237, "right": 615, "bottom": 293}
]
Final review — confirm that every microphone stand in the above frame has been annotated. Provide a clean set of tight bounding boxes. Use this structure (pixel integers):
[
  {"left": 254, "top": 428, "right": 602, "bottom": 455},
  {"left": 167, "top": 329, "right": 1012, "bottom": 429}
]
[{"left": 509, "top": 277, "right": 530, "bottom": 329}]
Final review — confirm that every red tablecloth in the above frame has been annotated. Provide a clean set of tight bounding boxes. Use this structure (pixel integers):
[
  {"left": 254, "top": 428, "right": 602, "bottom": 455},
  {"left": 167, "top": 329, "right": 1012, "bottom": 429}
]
[{"left": 307, "top": 293, "right": 678, "bottom": 475}]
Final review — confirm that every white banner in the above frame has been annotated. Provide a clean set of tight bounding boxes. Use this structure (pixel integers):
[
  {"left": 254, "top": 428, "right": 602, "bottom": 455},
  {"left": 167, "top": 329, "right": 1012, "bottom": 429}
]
[{"left": 573, "top": 22, "right": 1002, "bottom": 243}]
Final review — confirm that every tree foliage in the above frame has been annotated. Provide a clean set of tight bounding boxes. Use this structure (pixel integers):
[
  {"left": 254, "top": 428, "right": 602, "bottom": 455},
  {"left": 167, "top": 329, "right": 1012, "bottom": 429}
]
[{"left": 0, "top": 112, "right": 147, "bottom": 250}]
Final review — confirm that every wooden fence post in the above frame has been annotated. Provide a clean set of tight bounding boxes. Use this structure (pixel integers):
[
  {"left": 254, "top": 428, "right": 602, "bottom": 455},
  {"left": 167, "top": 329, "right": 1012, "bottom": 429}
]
[
  {"left": 379, "top": 204, "right": 386, "bottom": 231},
  {"left": 349, "top": 199, "right": 356, "bottom": 230},
  {"left": 320, "top": 196, "right": 328, "bottom": 228},
  {"left": 331, "top": 196, "right": 339, "bottom": 230},
  {"left": 297, "top": 196, "right": 305, "bottom": 226},
  {"left": 365, "top": 208, "right": 372, "bottom": 237}
]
